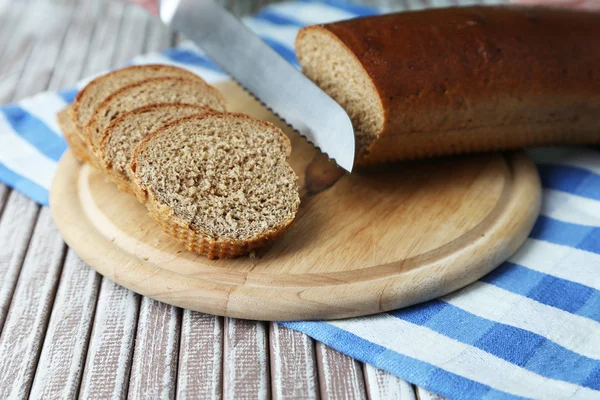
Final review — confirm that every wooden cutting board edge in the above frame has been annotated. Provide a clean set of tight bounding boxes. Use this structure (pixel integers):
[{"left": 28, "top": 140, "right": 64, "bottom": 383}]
[{"left": 50, "top": 150, "right": 541, "bottom": 321}]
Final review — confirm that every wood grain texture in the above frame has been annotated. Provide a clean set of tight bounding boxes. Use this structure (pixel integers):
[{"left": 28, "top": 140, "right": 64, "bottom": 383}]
[
  {"left": 47, "top": 0, "right": 99, "bottom": 91},
  {"left": 0, "top": 191, "right": 39, "bottom": 332},
  {"left": 30, "top": 250, "right": 101, "bottom": 399},
  {"left": 363, "top": 364, "right": 416, "bottom": 400},
  {"left": 177, "top": 311, "right": 223, "bottom": 400},
  {"left": 0, "top": 184, "right": 9, "bottom": 216},
  {"left": 111, "top": 4, "right": 148, "bottom": 67},
  {"left": 416, "top": 387, "right": 445, "bottom": 400},
  {"left": 79, "top": 1, "right": 125, "bottom": 78},
  {"left": 78, "top": 279, "right": 140, "bottom": 400},
  {"left": 0, "top": 3, "right": 34, "bottom": 103},
  {"left": 50, "top": 80, "right": 542, "bottom": 320},
  {"left": 128, "top": 298, "right": 181, "bottom": 399},
  {"left": 270, "top": 322, "right": 320, "bottom": 400},
  {"left": 11, "top": 1, "right": 73, "bottom": 100},
  {"left": 316, "top": 342, "right": 367, "bottom": 400},
  {"left": 223, "top": 319, "right": 270, "bottom": 400},
  {"left": 0, "top": 207, "right": 66, "bottom": 399}
]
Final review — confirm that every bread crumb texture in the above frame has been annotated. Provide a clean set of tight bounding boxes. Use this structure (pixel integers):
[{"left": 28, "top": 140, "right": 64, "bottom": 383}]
[{"left": 132, "top": 113, "right": 299, "bottom": 258}]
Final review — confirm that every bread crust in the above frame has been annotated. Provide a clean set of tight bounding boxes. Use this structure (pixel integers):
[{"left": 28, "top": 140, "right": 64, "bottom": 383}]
[
  {"left": 130, "top": 113, "right": 296, "bottom": 259},
  {"left": 97, "top": 103, "right": 215, "bottom": 194},
  {"left": 86, "top": 77, "right": 227, "bottom": 154},
  {"left": 296, "top": 6, "right": 600, "bottom": 164},
  {"left": 58, "top": 106, "right": 92, "bottom": 164},
  {"left": 68, "top": 64, "right": 204, "bottom": 142}
]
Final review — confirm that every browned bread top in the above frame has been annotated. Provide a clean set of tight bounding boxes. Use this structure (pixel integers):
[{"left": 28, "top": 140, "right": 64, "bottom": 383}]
[
  {"left": 69, "top": 64, "right": 204, "bottom": 139},
  {"left": 86, "top": 76, "right": 226, "bottom": 151},
  {"left": 57, "top": 106, "right": 92, "bottom": 164}
]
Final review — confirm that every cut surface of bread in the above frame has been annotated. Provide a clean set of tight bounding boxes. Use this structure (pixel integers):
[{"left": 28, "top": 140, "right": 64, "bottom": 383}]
[
  {"left": 58, "top": 106, "right": 92, "bottom": 164},
  {"left": 98, "top": 103, "right": 214, "bottom": 192},
  {"left": 69, "top": 64, "right": 203, "bottom": 141},
  {"left": 131, "top": 113, "right": 299, "bottom": 259},
  {"left": 87, "top": 77, "right": 226, "bottom": 152},
  {"left": 295, "top": 27, "right": 383, "bottom": 161}
]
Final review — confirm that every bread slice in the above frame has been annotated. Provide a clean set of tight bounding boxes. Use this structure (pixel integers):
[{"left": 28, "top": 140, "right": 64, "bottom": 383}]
[
  {"left": 86, "top": 77, "right": 226, "bottom": 153},
  {"left": 69, "top": 64, "right": 204, "bottom": 141},
  {"left": 130, "top": 113, "right": 300, "bottom": 259},
  {"left": 98, "top": 104, "right": 214, "bottom": 193},
  {"left": 57, "top": 105, "right": 92, "bottom": 164}
]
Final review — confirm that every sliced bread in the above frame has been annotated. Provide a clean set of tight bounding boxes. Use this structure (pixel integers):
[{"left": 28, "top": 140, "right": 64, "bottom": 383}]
[
  {"left": 69, "top": 64, "right": 204, "bottom": 141},
  {"left": 58, "top": 106, "right": 91, "bottom": 164},
  {"left": 86, "top": 77, "right": 226, "bottom": 153},
  {"left": 98, "top": 104, "right": 214, "bottom": 192},
  {"left": 130, "top": 113, "right": 300, "bottom": 259}
]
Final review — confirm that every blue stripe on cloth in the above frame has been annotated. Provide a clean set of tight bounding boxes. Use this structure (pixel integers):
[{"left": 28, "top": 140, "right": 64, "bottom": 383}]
[
  {"left": 299, "top": 0, "right": 377, "bottom": 16},
  {"left": 538, "top": 164, "right": 600, "bottom": 201},
  {"left": 0, "top": 162, "right": 48, "bottom": 205},
  {"left": 584, "top": 367, "right": 600, "bottom": 391},
  {"left": 161, "top": 48, "right": 222, "bottom": 73},
  {"left": 530, "top": 215, "right": 600, "bottom": 254},
  {"left": 57, "top": 88, "right": 78, "bottom": 104},
  {"left": 254, "top": 9, "right": 306, "bottom": 27},
  {"left": 0, "top": 105, "right": 67, "bottom": 162},
  {"left": 482, "top": 262, "right": 600, "bottom": 322},
  {"left": 280, "top": 320, "right": 505, "bottom": 400},
  {"left": 391, "top": 302, "right": 599, "bottom": 388}
]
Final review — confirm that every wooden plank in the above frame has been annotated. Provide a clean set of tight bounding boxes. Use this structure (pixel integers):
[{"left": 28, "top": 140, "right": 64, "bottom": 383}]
[
  {"left": 12, "top": 2, "right": 74, "bottom": 100},
  {"left": 128, "top": 298, "right": 181, "bottom": 399},
  {"left": 415, "top": 387, "right": 445, "bottom": 400},
  {"left": 0, "top": 4, "right": 35, "bottom": 103},
  {"left": 68, "top": 2, "right": 145, "bottom": 399},
  {"left": 0, "top": 2, "right": 27, "bottom": 60},
  {"left": 27, "top": 2, "right": 124, "bottom": 398},
  {"left": 0, "top": 184, "right": 10, "bottom": 218},
  {"left": 316, "top": 343, "right": 367, "bottom": 400},
  {"left": 78, "top": 279, "right": 140, "bottom": 400},
  {"left": 47, "top": 0, "right": 100, "bottom": 91},
  {"left": 29, "top": 250, "right": 101, "bottom": 399},
  {"left": 0, "top": 207, "right": 66, "bottom": 399},
  {"left": 0, "top": 191, "right": 40, "bottom": 332},
  {"left": 177, "top": 311, "right": 223, "bottom": 400},
  {"left": 111, "top": 4, "right": 149, "bottom": 67},
  {"left": 363, "top": 364, "right": 416, "bottom": 400},
  {"left": 223, "top": 318, "right": 270, "bottom": 400},
  {"left": 269, "top": 322, "right": 319, "bottom": 400},
  {"left": 80, "top": 0, "right": 126, "bottom": 77}
]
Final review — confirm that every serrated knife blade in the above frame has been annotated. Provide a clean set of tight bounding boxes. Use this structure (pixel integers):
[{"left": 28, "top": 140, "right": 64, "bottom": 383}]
[{"left": 159, "top": 0, "right": 355, "bottom": 172}]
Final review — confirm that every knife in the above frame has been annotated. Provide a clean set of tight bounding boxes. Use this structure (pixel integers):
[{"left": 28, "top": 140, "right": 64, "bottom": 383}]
[{"left": 158, "top": 0, "right": 355, "bottom": 172}]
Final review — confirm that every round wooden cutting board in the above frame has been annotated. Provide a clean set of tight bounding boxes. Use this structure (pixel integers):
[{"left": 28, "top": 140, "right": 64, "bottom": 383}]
[{"left": 50, "top": 81, "right": 541, "bottom": 321}]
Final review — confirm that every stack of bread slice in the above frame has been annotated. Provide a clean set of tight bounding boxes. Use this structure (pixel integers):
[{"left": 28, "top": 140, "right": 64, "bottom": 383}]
[{"left": 58, "top": 64, "right": 299, "bottom": 259}]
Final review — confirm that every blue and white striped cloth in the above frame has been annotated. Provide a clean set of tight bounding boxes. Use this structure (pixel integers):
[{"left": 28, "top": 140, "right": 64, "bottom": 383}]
[{"left": 1, "top": 1, "right": 599, "bottom": 398}]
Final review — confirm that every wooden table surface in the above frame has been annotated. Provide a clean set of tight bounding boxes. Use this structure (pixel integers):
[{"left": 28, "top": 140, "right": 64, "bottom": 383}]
[{"left": 0, "top": 0, "right": 499, "bottom": 398}]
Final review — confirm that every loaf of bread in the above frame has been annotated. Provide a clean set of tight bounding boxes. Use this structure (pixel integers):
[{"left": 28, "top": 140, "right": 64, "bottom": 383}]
[
  {"left": 295, "top": 6, "right": 600, "bottom": 164},
  {"left": 86, "top": 77, "right": 226, "bottom": 153},
  {"left": 130, "top": 113, "right": 300, "bottom": 259},
  {"left": 98, "top": 104, "right": 214, "bottom": 192}
]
